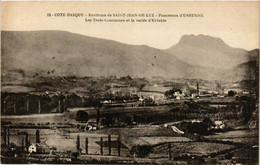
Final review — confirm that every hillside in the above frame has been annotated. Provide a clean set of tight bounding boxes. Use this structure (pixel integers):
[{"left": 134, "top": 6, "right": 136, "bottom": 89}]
[
  {"left": 235, "top": 60, "right": 259, "bottom": 80},
  {"left": 247, "top": 49, "right": 259, "bottom": 61},
  {"left": 1, "top": 31, "right": 258, "bottom": 82},
  {"left": 1, "top": 31, "right": 193, "bottom": 79}
]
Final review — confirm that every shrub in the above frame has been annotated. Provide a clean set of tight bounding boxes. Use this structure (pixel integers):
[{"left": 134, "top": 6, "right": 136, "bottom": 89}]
[
  {"left": 75, "top": 110, "right": 89, "bottom": 123},
  {"left": 228, "top": 90, "right": 235, "bottom": 96},
  {"left": 130, "top": 145, "right": 151, "bottom": 158}
]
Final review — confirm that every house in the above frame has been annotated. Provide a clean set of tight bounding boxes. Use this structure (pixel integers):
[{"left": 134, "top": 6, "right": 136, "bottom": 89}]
[
  {"left": 29, "top": 144, "right": 37, "bottom": 153},
  {"left": 232, "top": 83, "right": 240, "bottom": 88},
  {"left": 29, "top": 143, "right": 50, "bottom": 154},
  {"left": 213, "top": 121, "right": 226, "bottom": 129},
  {"left": 138, "top": 92, "right": 165, "bottom": 102}
]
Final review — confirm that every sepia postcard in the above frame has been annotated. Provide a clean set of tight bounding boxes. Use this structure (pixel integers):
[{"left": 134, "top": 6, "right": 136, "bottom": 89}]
[{"left": 1, "top": 1, "right": 259, "bottom": 164}]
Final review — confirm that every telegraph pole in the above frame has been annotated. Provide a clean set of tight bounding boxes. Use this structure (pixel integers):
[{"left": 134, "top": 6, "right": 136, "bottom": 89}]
[
  {"left": 26, "top": 99, "right": 29, "bottom": 112},
  {"left": 196, "top": 82, "right": 200, "bottom": 97},
  {"left": 38, "top": 100, "right": 41, "bottom": 114},
  {"left": 100, "top": 137, "right": 103, "bottom": 155},
  {"left": 13, "top": 101, "right": 16, "bottom": 114},
  {"left": 85, "top": 137, "right": 88, "bottom": 154},
  {"left": 168, "top": 143, "right": 172, "bottom": 160},
  {"left": 117, "top": 135, "right": 121, "bottom": 156},
  {"left": 3, "top": 100, "right": 6, "bottom": 114},
  {"left": 108, "top": 135, "right": 111, "bottom": 155},
  {"left": 58, "top": 100, "right": 61, "bottom": 113}
]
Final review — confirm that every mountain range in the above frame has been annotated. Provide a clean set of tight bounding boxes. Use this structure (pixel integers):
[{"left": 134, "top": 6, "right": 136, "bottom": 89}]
[{"left": 1, "top": 31, "right": 259, "bottom": 82}]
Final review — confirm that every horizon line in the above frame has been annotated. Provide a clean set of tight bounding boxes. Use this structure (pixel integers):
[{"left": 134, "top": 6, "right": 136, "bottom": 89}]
[{"left": 2, "top": 30, "right": 257, "bottom": 51}]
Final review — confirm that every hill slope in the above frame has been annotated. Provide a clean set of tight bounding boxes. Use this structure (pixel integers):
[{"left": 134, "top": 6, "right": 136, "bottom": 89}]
[
  {"left": 1, "top": 31, "right": 258, "bottom": 82},
  {"left": 2, "top": 31, "right": 194, "bottom": 79}
]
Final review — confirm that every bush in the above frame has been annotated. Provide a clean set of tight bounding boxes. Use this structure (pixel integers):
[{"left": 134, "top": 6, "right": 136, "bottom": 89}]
[
  {"left": 101, "top": 114, "right": 114, "bottom": 127},
  {"left": 71, "top": 152, "right": 79, "bottom": 160},
  {"left": 75, "top": 110, "right": 89, "bottom": 123},
  {"left": 130, "top": 145, "right": 151, "bottom": 158},
  {"left": 228, "top": 90, "right": 235, "bottom": 96}
]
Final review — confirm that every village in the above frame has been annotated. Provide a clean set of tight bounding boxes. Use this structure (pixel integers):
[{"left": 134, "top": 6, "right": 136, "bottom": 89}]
[
  {"left": 1, "top": 76, "right": 258, "bottom": 164},
  {"left": 1, "top": 76, "right": 254, "bottom": 115}
]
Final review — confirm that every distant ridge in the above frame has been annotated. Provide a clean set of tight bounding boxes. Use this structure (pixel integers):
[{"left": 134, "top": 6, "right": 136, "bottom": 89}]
[
  {"left": 1, "top": 31, "right": 191, "bottom": 78},
  {"left": 1, "top": 31, "right": 258, "bottom": 82}
]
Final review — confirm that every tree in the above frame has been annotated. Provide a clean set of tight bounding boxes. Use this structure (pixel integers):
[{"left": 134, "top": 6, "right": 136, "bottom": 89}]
[
  {"left": 203, "top": 117, "right": 214, "bottom": 128},
  {"left": 75, "top": 110, "right": 89, "bottom": 123},
  {"left": 36, "top": 129, "right": 40, "bottom": 143},
  {"left": 130, "top": 145, "right": 151, "bottom": 158},
  {"left": 101, "top": 114, "right": 114, "bottom": 127},
  {"left": 76, "top": 134, "right": 81, "bottom": 152},
  {"left": 228, "top": 90, "right": 235, "bottom": 97},
  {"left": 96, "top": 109, "right": 100, "bottom": 126},
  {"left": 25, "top": 133, "right": 29, "bottom": 152},
  {"left": 164, "top": 88, "right": 182, "bottom": 97}
]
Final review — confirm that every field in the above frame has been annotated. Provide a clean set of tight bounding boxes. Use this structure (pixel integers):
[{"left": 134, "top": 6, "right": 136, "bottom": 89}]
[
  {"left": 150, "top": 142, "right": 236, "bottom": 158},
  {"left": 1, "top": 113, "right": 65, "bottom": 123},
  {"left": 205, "top": 129, "right": 259, "bottom": 145},
  {"left": 1, "top": 88, "right": 258, "bottom": 164}
]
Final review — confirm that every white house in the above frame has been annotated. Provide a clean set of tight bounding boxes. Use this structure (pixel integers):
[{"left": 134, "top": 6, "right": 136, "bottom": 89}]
[
  {"left": 29, "top": 143, "right": 50, "bottom": 153},
  {"left": 29, "top": 144, "right": 37, "bottom": 153},
  {"left": 214, "top": 121, "right": 226, "bottom": 129}
]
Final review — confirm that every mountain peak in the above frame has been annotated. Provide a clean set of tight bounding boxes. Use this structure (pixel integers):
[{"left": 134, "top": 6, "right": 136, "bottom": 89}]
[
  {"left": 166, "top": 34, "right": 248, "bottom": 69},
  {"left": 178, "top": 34, "right": 226, "bottom": 48}
]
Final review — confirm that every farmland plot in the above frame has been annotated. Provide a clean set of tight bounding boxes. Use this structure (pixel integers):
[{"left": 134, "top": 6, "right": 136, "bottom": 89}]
[{"left": 150, "top": 142, "right": 236, "bottom": 158}]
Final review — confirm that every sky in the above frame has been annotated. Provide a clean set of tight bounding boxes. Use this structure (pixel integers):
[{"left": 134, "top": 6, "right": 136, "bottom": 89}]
[{"left": 1, "top": 1, "right": 259, "bottom": 50}]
